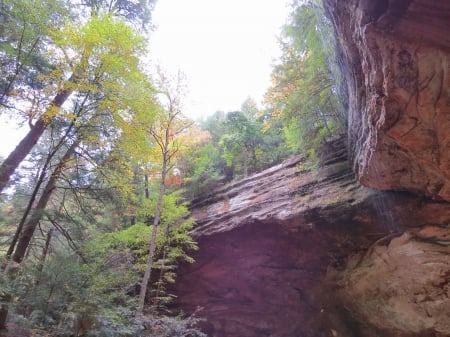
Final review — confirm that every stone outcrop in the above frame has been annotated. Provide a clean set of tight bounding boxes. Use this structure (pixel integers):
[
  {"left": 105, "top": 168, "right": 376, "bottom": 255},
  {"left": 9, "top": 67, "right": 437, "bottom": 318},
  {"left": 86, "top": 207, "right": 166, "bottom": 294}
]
[
  {"left": 189, "top": 144, "right": 366, "bottom": 237},
  {"left": 169, "top": 2, "right": 450, "bottom": 336},
  {"left": 169, "top": 142, "right": 450, "bottom": 337},
  {"left": 323, "top": 0, "right": 450, "bottom": 201}
]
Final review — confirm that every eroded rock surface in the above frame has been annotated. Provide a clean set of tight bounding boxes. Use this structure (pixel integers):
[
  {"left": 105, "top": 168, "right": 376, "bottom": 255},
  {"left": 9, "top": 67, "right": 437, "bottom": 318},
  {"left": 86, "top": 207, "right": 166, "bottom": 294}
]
[
  {"left": 338, "top": 227, "right": 450, "bottom": 337},
  {"left": 323, "top": 0, "right": 450, "bottom": 201},
  {"left": 190, "top": 144, "right": 367, "bottom": 237},
  {"left": 170, "top": 144, "right": 450, "bottom": 337}
]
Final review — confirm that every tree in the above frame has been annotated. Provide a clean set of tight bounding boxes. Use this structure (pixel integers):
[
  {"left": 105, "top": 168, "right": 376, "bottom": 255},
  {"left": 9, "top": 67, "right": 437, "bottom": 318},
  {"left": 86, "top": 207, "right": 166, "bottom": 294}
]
[
  {"left": 137, "top": 70, "right": 192, "bottom": 316},
  {"left": 5, "top": 115, "right": 78, "bottom": 259},
  {"left": 79, "top": 0, "right": 155, "bottom": 30},
  {"left": 180, "top": 97, "right": 290, "bottom": 197},
  {"left": 4, "top": 37, "right": 154, "bottom": 261},
  {"left": 265, "top": 0, "right": 346, "bottom": 161},
  {"left": 0, "top": 2, "right": 151, "bottom": 194},
  {"left": 0, "top": 0, "right": 69, "bottom": 108},
  {"left": 257, "top": 106, "right": 292, "bottom": 168},
  {"left": 179, "top": 134, "right": 225, "bottom": 199},
  {"left": 220, "top": 110, "right": 263, "bottom": 178},
  {"left": 11, "top": 139, "right": 79, "bottom": 263}
]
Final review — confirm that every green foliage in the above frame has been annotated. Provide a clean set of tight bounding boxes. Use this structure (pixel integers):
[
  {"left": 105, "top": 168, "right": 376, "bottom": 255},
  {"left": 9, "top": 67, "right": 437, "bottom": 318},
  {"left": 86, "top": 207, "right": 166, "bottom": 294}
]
[
  {"left": 1, "top": 250, "right": 205, "bottom": 337},
  {"left": 219, "top": 110, "right": 262, "bottom": 175},
  {"left": 83, "top": 0, "right": 156, "bottom": 30},
  {"left": 139, "top": 313, "right": 208, "bottom": 337},
  {"left": 258, "top": 111, "right": 293, "bottom": 166},
  {"left": 265, "top": 0, "right": 346, "bottom": 163},
  {"left": 186, "top": 102, "right": 288, "bottom": 184},
  {"left": 46, "top": 12, "right": 146, "bottom": 98},
  {"left": 86, "top": 189, "right": 198, "bottom": 309},
  {"left": 0, "top": 0, "right": 208, "bottom": 336},
  {"left": 0, "top": 0, "right": 69, "bottom": 107},
  {"left": 0, "top": 254, "right": 90, "bottom": 327},
  {"left": 181, "top": 98, "right": 291, "bottom": 198},
  {"left": 182, "top": 142, "right": 225, "bottom": 199}
]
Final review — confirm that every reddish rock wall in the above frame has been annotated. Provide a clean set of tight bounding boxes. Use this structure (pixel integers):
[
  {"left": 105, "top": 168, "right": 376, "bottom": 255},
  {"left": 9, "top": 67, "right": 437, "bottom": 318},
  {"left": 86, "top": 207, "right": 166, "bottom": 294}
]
[{"left": 323, "top": 0, "right": 450, "bottom": 201}]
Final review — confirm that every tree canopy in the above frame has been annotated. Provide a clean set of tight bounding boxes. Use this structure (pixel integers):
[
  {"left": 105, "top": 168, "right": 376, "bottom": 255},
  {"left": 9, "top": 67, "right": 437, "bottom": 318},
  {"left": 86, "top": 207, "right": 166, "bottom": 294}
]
[{"left": 265, "top": 0, "right": 346, "bottom": 161}]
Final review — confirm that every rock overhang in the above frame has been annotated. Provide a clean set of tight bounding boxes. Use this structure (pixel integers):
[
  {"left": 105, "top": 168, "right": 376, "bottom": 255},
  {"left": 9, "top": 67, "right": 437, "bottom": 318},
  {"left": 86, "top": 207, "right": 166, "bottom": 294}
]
[{"left": 324, "top": 0, "right": 450, "bottom": 201}]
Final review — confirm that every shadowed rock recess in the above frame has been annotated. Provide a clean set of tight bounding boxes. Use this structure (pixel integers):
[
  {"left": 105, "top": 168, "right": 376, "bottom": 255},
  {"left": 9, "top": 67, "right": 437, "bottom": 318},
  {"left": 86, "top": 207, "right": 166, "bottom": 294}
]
[{"left": 168, "top": 1, "right": 450, "bottom": 336}]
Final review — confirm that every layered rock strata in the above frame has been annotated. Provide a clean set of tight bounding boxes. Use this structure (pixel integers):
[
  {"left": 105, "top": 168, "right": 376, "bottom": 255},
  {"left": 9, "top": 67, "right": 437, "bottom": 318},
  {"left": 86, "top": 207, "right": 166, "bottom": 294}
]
[{"left": 323, "top": 0, "right": 450, "bottom": 201}]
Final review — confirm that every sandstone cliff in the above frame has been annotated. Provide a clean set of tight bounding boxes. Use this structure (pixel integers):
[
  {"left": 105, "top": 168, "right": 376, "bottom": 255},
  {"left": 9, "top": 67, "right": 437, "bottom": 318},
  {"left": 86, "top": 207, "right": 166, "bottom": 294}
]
[
  {"left": 168, "top": 1, "right": 450, "bottom": 336},
  {"left": 323, "top": 0, "right": 450, "bottom": 201}
]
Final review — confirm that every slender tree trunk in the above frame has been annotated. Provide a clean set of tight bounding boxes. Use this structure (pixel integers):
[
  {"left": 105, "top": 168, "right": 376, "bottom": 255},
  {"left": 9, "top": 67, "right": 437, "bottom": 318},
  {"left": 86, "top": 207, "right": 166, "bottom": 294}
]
[
  {"left": 144, "top": 173, "right": 150, "bottom": 199},
  {"left": 137, "top": 160, "right": 167, "bottom": 315},
  {"left": 12, "top": 141, "right": 78, "bottom": 263},
  {"left": 0, "top": 290, "right": 11, "bottom": 330},
  {"left": 0, "top": 83, "right": 74, "bottom": 194},
  {"left": 137, "top": 137, "right": 169, "bottom": 316},
  {"left": 144, "top": 173, "right": 152, "bottom": 225},
  {"left": 317, "top": 108, "right": 332, "bottom": 135},
  {"left": 154, "top": 223, "right": 171, "bottom": 308},
  {"left": 6, "top": 165, "right": 46, "bottom": 257},
  {"left": 135, "top": 76, "right": 185, "bottom": 316},
  {"left": 42, "top": 283, "right": 56, "bottom": 325},
  {"left": 37, "top": 228, "right": 53, "bottom": 273}
]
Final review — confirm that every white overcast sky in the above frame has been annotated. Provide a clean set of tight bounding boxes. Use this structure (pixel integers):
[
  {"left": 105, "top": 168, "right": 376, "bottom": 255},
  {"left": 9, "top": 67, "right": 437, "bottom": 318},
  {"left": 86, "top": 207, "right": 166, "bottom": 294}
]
[
  {"left": 0, "top": 0, "right": 290, "bottom": 157},
  {"left": 147, "top": 0, "right": 290, "bottom": 119}
]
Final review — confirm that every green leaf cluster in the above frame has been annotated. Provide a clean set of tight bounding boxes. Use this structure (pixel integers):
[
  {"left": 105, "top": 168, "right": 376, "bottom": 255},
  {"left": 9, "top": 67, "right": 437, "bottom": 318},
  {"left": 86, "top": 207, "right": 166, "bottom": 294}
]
[
  {"left": 84, "top": 189, "right": 198, "bottom": 307},
  {"left": 182, "top": 98, "right": 291, "bottom": 198},
  {"left": 265, "top": 0, "right": 347, "bottom": 163},
  {"left": 0, "top": 0, "right": 69, "bottom": 108}
]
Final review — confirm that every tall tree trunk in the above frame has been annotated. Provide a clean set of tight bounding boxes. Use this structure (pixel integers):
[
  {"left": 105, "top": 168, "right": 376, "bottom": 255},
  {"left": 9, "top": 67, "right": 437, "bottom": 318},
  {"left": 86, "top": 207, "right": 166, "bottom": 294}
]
[
  {"left": 137, "top": 161, "right": 168, "bottom": 315},
  {"left": 137, "top": 133, "right": 170, "bottom": 316},
  {"left": 0, "top": 83, "right": 74, "bottom": 194},
  {"left": 6, "top": 164, "right": 47, "bottom": 258},
  {"left": 0, "top": 290, "right": 11, "bottom": 330},
  {"left": 144, "top": 173, "right": 152, "bottom": 225},
  {"left": 7, "top": 117, "right": 77, "bottom": 257},
  {"left": 135, "top": 74, "right": 185, "bottom": 316},
  {"left": 12, "top": 141, "right": 78, "bottom": 263}
]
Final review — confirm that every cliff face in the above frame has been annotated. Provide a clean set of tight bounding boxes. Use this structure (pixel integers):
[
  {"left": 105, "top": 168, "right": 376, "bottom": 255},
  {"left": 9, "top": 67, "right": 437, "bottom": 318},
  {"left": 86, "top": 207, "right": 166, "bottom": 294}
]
[
  {"left": 170, "top": 142, "right": 450, "bottom": 337},
  {"left": 167, "top": 2, "right": 450, "bottom": 336},
  {"left": 323, "top": 0, "right": 450, "bottom": 201}
]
